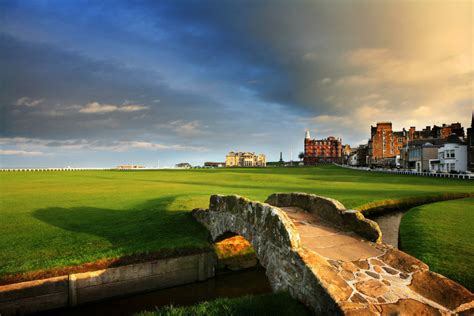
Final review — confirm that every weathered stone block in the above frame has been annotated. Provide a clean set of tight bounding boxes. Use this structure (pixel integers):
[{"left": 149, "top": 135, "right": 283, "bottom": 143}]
[
  {"left": 409, "top": 270, "right": 474, "bottom": 310},
  {"left": 381, "top": 249, "right": 429, "bottom": 273}
]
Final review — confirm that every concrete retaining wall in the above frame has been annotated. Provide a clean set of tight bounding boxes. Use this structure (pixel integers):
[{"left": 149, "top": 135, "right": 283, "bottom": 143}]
[{"left": 0, "top": 252, "right": 215, "bottom": 316}]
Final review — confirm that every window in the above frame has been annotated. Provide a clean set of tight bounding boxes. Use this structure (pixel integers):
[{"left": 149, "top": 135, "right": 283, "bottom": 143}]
[{"left": 449, "top": 150, "right": 455, "bottom": 158}]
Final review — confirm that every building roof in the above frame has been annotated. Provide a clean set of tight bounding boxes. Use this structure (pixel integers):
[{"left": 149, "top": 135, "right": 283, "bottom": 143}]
[
  {"left": 446, "top": 134, "right": 465, "bottom": 144},
  {"left": 408, "top": 138, "right": 447, "bottom": 147}
]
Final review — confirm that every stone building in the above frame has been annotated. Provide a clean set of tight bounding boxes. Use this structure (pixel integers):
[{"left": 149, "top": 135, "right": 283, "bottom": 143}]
[
  {"left": 303, "top": 130, "right": 343, "bottom": 165},
  {"left": 369, "top": 122, "right": 407, "bottom": 166},
  {"left": 225, "top": 152, "right": 266, "bottom": 167}
]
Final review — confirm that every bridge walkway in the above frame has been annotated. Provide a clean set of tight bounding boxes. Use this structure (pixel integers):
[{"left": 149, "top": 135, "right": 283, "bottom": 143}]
[{"left": 280, "top": 206, "right": 470, "bottom": 315}]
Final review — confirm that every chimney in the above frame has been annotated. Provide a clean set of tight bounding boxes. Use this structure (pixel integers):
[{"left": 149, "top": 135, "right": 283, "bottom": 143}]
[{"left": 305, "top": 130, "right": 311, "bottom": 139}]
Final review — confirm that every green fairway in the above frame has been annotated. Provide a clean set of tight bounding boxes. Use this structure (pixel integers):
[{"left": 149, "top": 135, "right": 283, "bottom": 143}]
[
  {"left": 400, "top": 198, "right": 474, "bottom": 291},
  {"left": 0, "top": 165, "right": 473, "bottom": 278},
  {"left": 135, "top": 292, "right": 310, "bottom": 316}
]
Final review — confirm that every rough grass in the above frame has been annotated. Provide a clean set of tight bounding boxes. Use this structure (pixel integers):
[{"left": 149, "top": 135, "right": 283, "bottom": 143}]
[
  {"left": 135, "top": 292, "right": 310, "bottom": 316},
  {"left": 399, "top": 198, "right": 474, "bottom": 292},
  {"left": 0, "top": 165, "right": 472, "bottom": 277}
]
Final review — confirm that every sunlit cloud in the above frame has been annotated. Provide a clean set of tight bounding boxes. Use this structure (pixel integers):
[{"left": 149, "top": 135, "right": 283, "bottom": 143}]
[
  {"left": 0, "top": 149, "right": 45, "bottom": 156},
  {"left": 15, "top": 97, "right": 44, "bottom": 107},
  {"left": 78, "top": 102, "right": 149, "bottom": 114},
  {"left": 0, "top": 137, "right": 207, "bottom": 154}
]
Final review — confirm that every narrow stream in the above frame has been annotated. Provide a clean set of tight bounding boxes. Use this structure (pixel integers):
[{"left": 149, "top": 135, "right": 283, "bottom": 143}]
[
  {"left": 38, "top": 267, "right": 271, "bottom": 316},
  {"left": 369, "top": 211, "right": 405, "bottom": 248}
]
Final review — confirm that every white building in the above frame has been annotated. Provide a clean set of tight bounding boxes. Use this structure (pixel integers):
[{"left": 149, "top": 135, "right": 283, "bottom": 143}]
[
  {"left": 429, "top": 135, "right": 467, "bottom": 173},
  {"left": 348, "top": 153, "right": 359, "bottom": 166}
]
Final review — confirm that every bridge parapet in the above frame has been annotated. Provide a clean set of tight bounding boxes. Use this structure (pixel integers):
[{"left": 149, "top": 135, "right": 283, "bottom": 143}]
[{"left": 265, "top": 193, "right": 381, "bottom": 243}]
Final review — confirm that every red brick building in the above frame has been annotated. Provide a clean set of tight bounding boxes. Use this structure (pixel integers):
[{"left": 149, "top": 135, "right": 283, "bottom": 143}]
[
  {"left": 370, "top": 122, "right": 405, "bottom": 161},
  {"left": 304, "top": 130, "right": 343, "bottom": 165}
]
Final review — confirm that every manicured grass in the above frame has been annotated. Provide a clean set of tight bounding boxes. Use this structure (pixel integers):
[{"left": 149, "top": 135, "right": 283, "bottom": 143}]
[
  {"left": 0, "top": 165, "right": 472, "bottom": 277},
  {"left": 400, "top": 198, "right": 474, "bottom": 292},
  {"left": 135, "top": 292, "right": 310, "bottom": 316}
]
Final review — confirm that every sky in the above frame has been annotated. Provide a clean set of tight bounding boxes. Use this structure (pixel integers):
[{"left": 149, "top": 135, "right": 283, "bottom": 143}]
[{"left": 0, "top": 0, "right": 472, "bottom": 167}]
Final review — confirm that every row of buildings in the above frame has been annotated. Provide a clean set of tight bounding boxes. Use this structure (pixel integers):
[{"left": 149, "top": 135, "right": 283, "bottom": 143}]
[{"left": 348, "top": 114, "right": 474, "bottom": 173}]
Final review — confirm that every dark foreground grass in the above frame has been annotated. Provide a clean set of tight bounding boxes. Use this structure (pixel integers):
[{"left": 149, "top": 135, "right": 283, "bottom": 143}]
[
  {"left": 0, "top": 165, "right": 472, "bottom": 277},
  {"left": 400, "top": 198, "right": 474, "bottom": 292},
  {"left": 135, "top": 292, "right": 310, "bottom": 316}
]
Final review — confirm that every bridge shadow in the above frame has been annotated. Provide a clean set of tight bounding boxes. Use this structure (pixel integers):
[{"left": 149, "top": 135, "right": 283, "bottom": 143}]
[{"left": 32, "top": 195, "right": 210, "bottom": 268}]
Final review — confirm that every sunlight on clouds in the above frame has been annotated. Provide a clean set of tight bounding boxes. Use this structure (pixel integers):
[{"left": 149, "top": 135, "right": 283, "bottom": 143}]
[
  {"left": 0, "top": 137, "right": 208, "bottom": 154},
  {"left": 78, "top": 102, "right": 149, "bottom": 114},
  {"left": 15, "top": 97, "right": 44, "bottom": 107},
  {"left": 0, "top": 149, "right": 45, "bottom": 156}
]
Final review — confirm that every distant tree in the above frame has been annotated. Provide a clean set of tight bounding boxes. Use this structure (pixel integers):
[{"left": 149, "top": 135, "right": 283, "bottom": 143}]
[{"left": 298, "top": 152, "right": 305, "bottom": 160}]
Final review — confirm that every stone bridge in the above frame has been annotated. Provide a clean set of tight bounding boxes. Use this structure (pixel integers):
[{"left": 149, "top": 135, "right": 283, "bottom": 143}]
[{"left": 192, "top": 193, "right": 473, "bottom": 315}]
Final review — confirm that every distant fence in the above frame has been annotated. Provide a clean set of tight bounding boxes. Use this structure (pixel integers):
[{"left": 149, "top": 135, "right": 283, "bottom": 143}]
[
  {"left": 0, "top": 168, "right": 114, "bottom": 172},
  {"left": 335, "top": 164, "right": 474, "bottom": 180},
  {"left": 0, "top": 168, "right": 175, "bottom": 172}
]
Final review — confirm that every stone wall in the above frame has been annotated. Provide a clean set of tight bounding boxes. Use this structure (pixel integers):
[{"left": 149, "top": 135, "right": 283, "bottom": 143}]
[
  {"left": 192, "top": 194, "right": 343, "bottom": 314},
  {"left": 265, "top": 192, "right": 381, "bottom": 243},
  {"left": 0, "top": 252, "right": 215, "bottom": 316}
]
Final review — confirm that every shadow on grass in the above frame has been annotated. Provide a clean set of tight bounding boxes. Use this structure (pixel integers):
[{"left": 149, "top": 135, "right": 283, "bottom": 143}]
[{"left": 31, "top": 195, "right": 211, "bottom": 269}]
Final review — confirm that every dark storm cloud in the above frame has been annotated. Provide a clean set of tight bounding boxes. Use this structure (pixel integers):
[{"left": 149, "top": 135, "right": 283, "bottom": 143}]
[{"left": 0, "top": 34, "right": 229, "bottom": 141}]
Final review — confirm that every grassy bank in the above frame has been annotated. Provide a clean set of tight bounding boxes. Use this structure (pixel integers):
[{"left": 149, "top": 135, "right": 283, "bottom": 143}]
[
  {"left": 1, "top": 165, "right": 472, "bottom": 278},
  {"left": 135, "top": 292, "right": 310, "bottom": 316},
  {"left": 399, "top": 198, "right": 474, "bottom": 292}
]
